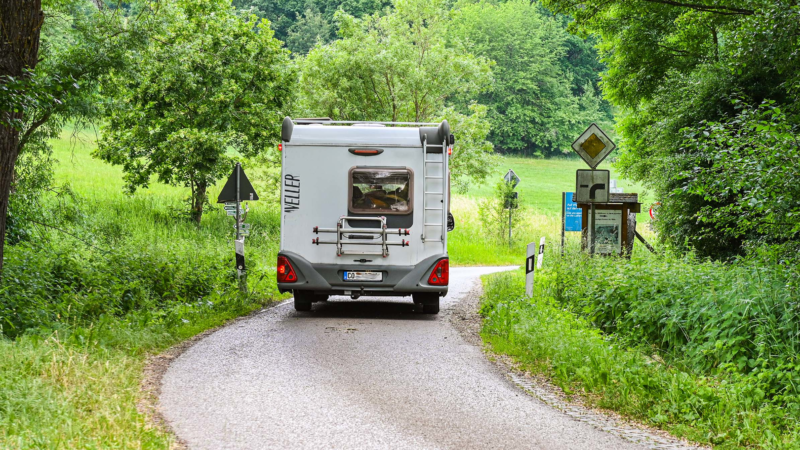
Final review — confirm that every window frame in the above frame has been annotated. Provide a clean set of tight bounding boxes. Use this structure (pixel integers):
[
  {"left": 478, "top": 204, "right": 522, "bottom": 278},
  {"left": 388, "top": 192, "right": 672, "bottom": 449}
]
[{"left": 348, "top": 166, "right": 415, "bottom": 216}]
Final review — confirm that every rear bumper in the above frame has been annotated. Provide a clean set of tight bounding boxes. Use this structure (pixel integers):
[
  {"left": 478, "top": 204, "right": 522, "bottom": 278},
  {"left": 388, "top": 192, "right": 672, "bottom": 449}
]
[{"left": 277, "top": 251, "right": 448, "bottom": 297}]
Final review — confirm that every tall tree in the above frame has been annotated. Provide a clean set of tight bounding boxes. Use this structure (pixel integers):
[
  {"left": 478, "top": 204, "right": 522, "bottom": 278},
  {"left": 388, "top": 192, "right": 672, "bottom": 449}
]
[
  {"left": 297, "top": 0, "right": 497, "bottom": 188},
  {"left": 0, "top": 0, "right": 44, "bottom": 277},
  {"left": 1, "top": 0, "right": 160, "bottom": 277},
  {"left": 298, "top": 0, "right": 491, "bottom": 122},
  {"left": 96, "top": 0, "right": 295, "bottom": 223},
  {"left": 232, "top": 0, "right": 390, "bottom": 50},
  {"left": 450, "top": 0, "right": 606, "bottom": 156},
  {"left": 285, "top": 5, "right": 334, "bottom": 55}
]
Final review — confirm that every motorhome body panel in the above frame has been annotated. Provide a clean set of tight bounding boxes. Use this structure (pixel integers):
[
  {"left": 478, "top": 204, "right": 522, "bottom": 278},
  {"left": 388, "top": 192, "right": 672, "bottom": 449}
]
[{"left": 279, "top": 124, "right": 448, "bottom": 295}]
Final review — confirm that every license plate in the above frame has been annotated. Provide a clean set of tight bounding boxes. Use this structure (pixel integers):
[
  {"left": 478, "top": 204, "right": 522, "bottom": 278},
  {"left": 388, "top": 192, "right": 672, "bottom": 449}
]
[{"left": 343, "top": 271, "right": 382, "bottom": 282}]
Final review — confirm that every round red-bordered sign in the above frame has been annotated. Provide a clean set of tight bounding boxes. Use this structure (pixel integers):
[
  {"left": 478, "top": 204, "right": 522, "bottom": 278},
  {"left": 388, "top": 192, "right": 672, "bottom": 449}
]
[{"left": 649, "top": 202, "right": 661, "bottom": 220}]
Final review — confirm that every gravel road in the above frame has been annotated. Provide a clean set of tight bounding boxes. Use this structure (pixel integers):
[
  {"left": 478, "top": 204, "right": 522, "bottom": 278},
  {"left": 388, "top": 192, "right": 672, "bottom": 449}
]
[{"left": 160, "top": 267, "right": 644, "bottom": 450}]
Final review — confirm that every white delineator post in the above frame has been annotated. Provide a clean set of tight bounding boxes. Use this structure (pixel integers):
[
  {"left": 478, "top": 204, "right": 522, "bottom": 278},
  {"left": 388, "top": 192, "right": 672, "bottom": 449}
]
[
  {"left": 525, "top": 242, "right": 536, "bottom": 297},
  {"left": 537, "top": 237, "right": 545, "bottom": 269}
]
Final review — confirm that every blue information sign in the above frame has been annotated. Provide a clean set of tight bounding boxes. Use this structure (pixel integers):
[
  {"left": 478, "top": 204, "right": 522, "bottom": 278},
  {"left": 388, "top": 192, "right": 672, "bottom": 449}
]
[{"left": 564, "top": 192, "right": 582, "bottom": 232}]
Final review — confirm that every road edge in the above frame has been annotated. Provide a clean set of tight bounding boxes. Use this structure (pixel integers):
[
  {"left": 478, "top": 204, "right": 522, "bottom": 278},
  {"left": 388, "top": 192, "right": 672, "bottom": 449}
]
[
  {"left": 138, "top": 298, "right": 292, "bottom": 450},
  {"left": 449, "top": 278, "right": 708, "bottom": 450}
]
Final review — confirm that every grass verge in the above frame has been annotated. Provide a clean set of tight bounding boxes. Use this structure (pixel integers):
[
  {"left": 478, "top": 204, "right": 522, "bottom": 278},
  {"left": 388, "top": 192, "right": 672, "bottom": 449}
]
[
  {"left": 480, "top": 255, "right": 800, "bottom": 449},
  {"left": 0, "top": 295, "right": 277, "bottom": 449}
]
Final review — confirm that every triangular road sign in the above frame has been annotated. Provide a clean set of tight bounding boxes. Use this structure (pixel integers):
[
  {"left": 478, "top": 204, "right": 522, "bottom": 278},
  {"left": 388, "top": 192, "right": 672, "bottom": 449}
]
[
  {"left": 217, "top": 164, "right": 259, "bottom": 203},
  {"left": 504, "top": 169, "right": 521, "bottom": 188},
  {"left": 571, "top": 123, "right": 616, "bottom": 169}
]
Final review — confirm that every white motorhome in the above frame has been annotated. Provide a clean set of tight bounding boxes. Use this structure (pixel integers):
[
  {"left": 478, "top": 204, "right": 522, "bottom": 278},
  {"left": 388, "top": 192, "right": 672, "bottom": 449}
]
[{"left": 276, "top": 117, "right": 454, "bottom": 314}]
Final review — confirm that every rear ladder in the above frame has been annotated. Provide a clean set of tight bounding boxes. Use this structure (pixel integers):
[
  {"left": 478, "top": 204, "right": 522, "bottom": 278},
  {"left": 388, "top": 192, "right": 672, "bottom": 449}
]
[{"left": 421, "top": 136, "right": 448, "bottom": 244}]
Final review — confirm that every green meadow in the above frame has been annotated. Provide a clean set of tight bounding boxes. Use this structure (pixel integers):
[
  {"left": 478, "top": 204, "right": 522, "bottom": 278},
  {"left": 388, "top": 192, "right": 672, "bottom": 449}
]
[{"left": 463, "top": 156, "right": 651, "bottom": 215}]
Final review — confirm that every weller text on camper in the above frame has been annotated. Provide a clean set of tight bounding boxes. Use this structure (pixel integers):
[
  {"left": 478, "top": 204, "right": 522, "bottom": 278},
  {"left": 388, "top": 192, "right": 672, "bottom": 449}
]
[{"left": 284, "top": 174, "right": 300, "bottom": 212}]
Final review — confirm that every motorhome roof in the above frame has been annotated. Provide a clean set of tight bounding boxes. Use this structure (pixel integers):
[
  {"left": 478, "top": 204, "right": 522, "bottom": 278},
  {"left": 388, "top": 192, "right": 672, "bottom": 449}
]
[
  {"left": 288, "top": 125, "right": 424, "bottom": 147},
  {"left": 281, "top": 116, "right": 451, "bottom": 147}
]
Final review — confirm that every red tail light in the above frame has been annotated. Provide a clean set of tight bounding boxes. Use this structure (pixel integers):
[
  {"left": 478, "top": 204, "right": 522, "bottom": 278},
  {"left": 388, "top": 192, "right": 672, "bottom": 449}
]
[
  {"left": 278, "top": 143, "right": 283, "bottom": 152},
  {"left": 277, "top": 255, "right": 297, "bottom": 283},
  {"left": 428, "top": 259, "right": 449, "bottom": 286}
]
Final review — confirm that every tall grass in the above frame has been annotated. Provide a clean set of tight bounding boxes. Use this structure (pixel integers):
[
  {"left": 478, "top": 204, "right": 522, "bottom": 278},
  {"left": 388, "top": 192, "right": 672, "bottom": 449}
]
[
  {"left": 480, "top": 250, "right": 800, "bottom": 448},
  {"left": 448, "top": 196, "right": 573, "bottom": 265}
]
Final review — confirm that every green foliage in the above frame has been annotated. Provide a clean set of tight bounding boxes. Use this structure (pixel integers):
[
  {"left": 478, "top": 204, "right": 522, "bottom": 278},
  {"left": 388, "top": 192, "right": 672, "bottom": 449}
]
[
  {"left": 11, "top": 0, "right": 159, "bottom": 145},
  {"left": 543, "top": 0, "right": 800, "bottom": 257},
  {"left": 481, "top": 258, "right": 800, "bottom": 448},
  {"left": 477, "top": 181, "right": 524, "bottom": 246},
  {"left": 1, "top": 150, "right": 283, "bottom": 339},
  {"left": 6, "top": 0, "right": 163, "bottom": 248},
  {"left": 96, "top": 0, "right": 294, "bottom": 222},
  {"left": 0, "top": 132, "right": 285, "bottom": 447},
  {"left": 297, "top": 0, "right": 496, "bottom": 186},
  {"left": 298, "top": 0, "right": 492, "bottom": 122},
  {"left": 284, "top": 4, "right": 335, "bottom": 55},
  {"left": 673, "top": 100, "right": 800, "bottom": 256},
  {"left": 550, "top": 253, "right": 800, "bottom": 378},
  {"left": 449, "top": 0, "right": 610, "bottom": 157},
  {"left": 232, "top": 0, "right": 391, "bottom": 52},
  {"left": 439, "top": 104, "right": 498, "bottom": 193}
]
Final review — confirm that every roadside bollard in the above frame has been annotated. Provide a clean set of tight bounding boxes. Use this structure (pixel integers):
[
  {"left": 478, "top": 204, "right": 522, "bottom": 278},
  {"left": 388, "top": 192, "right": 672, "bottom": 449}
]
[{"left": 525, "top": 242, "right": 536, "bottom": 297}]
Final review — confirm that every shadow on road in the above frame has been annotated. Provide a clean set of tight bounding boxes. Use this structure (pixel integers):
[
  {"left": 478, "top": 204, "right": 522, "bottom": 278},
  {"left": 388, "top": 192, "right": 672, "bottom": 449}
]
[{"left": 289, "top": 298, "right": 437, "bottom": 321}]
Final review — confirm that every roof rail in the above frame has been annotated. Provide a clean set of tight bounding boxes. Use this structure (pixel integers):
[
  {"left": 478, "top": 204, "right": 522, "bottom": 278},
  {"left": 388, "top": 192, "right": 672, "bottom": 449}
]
[{"left": 295, "top": 118, "right": 333, "bottom": 124}]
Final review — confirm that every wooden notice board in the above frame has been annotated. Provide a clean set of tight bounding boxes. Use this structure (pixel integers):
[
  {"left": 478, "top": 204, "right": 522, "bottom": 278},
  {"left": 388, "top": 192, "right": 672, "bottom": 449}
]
[{"left": 576, "top": 193, "right": 641, "bottom": 257}]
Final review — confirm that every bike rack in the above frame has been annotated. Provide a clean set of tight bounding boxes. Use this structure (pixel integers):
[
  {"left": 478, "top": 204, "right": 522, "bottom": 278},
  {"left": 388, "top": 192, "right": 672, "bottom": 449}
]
[{"left": 312, "top": 216, "right": 410, "bottom": 257}]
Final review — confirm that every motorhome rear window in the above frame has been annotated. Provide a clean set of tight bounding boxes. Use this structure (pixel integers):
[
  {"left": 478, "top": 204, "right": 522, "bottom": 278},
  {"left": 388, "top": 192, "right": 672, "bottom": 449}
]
[{"left": 349, "top": 167, "right": 413, "bottom": 215}]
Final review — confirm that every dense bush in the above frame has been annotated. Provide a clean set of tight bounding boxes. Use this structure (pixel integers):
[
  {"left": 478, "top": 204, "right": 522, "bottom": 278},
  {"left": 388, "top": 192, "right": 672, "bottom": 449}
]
[
  {"left": 548, "top": 253, "right": 800, "bottom": 389},
  {"left": 1, "top": 175, "right": 282, "bottom": 340},
  {"left": 0, "top": 242, "right": 226, "bottom": 339},
  {"left": 671, "top": 101, "right": 800, "bottom": 258},
  {"left": 481, "top": 261, "right": 800, "bottom": 447}
]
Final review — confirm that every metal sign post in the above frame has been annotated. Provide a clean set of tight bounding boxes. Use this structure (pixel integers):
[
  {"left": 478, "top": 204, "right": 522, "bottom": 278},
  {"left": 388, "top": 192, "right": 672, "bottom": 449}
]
[
  {"left": 236, "top": 163, "right": 241, "bottom": 240},
  {"left": 503, "top": 169, "right": 521, "bottom": 247},
  {"left": 235, "top": 163, "right": 246, "bottom": 293},
  {"left": 590, "top": 203, "right": 596, "bottom": 255},
  {"left": 571, "top": 124, "right": 616, "bottom": 258},
  {"left": 508, "top": 208, "right": 513, "bottom": 248},
  {"left": 218, "top": 163, "right": 259, "bottom": 295}
]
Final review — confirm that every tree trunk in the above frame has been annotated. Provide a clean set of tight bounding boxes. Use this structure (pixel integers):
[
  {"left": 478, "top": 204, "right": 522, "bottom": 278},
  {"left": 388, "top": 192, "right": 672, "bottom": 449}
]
[
  {"left": 191, "top": 181, "right": 207, "bottom": 223},
  {"left": 0, "top": 0, "right": 44, "bottom": 278}
]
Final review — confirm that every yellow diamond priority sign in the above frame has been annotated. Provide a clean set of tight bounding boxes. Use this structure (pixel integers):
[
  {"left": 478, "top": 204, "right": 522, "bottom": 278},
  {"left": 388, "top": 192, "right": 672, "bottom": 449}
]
[{"left": 572, "top": 123, "right": 616, "bottom": 169}]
